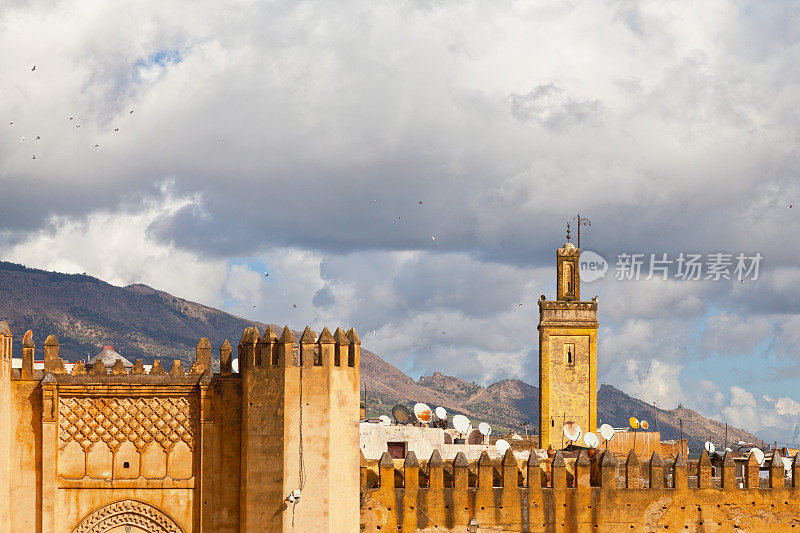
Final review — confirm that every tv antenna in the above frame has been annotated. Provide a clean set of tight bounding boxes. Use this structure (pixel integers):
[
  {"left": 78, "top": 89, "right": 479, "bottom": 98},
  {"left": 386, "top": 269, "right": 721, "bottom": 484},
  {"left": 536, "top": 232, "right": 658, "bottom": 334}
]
[
  {"left": 413, "top": 403, "right": 433, "bottom": 425},
  {"left": 391, "top": 404, "right": 411, "bottom": 425},
  {"left": 495, "top": 439, "right": 511, "bottom": 456},
  {"left": 599, "top": 424, "right": 615, "bottom": 449},
  {"left": 452, "top": 414, "right": 471, "bottom": 440},
  {"left": 562, "top": 422, "right": 582, "bottom": 445}
]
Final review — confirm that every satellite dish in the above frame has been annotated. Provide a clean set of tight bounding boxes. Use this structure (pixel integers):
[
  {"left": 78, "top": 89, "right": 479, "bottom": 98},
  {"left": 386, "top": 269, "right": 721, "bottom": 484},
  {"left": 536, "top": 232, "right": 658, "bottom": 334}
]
[
  {"left": 413, "top": 403, "right": 433, "bottom": 424},
  {"left": 562, "top": 422, "right": 582, "bottom": 442},
  {"left": 379, "top": 415, "right": 392, "bottom": 426},
  {"left": 750, "top": 448, "right": 765, "bottom": 466},
  {"left": 435, "top": 406, "right": 447, "bottom": 420},
  {"left": 511, "top": 433, "right": 523, "bottom": 440},
  {"left": 704, "top": 441, "right": 715, "bottom": 454},
  {"left": 392, "top": 404, "right": 411, "bottom": 424},
  {"left": 782, "top": 457, "right": 792, "bottom": 472},
  {"left": 495, "top": 439, "right": 511, "bottom": 455},
  {"left": 478, "top": 422, "right": 491, "bottom": 436},
  {"left": 599, "top": 424, "right": 615, "bottom": 441},
  {"left": 629, "top": 417, "right": 639, "bottom": 430},
  {"left": 584, "top": 432, "right": 599, "bottom": 449},
  {"left": 725, "top": 447, "right": 732, "bottom": 453},
  {"left": 453, "top": 414, "right": 471, "bottom": 435},
  {"left": 640, "top": 420, "right": 649, "bottom": 430}
]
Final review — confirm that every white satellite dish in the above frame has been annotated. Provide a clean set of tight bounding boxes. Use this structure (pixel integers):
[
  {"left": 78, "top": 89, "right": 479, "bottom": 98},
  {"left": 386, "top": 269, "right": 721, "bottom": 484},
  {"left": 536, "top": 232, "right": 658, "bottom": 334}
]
[
  {"left": 435, "top": 406, "right": 447, "bottom": 420},
  {"left": 379, "top": 415, "right": 392, "bottom": 426},
  {"left": 563, "top": 422, "right": 582, "bottom": 443},
  {"left": 750, "top": 448, "right": 765, "bottom": 466},
  {"left": 478, "top": 422, "right": 491, "bottom": 436},
  {"left": 704, "top": 441, "right": 715, "bottom": 454},
  {"left": 413, "top": 403, "right": 433, "bottom": 424},
  {"left": 584, "top": 432, "right": 599, "bottom": 449},
  {"left": 640, "top": 420, "right": 649, "bottom": 430},
  {"left": 599, "top": 424, "right": 615, "bottom": 441},
  {"left": 495, "top": 439, "right": 511, "bottom": 455},
  {"left": 453, "top": 414, "right": 471, "bottom": 435}
]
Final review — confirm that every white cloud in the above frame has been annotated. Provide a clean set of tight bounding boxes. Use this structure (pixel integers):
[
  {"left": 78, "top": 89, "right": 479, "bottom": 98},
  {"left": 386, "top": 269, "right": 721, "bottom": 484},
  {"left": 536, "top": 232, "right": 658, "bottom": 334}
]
[{"left": 2, "top": 0, "right": 800, "bottom": 438}]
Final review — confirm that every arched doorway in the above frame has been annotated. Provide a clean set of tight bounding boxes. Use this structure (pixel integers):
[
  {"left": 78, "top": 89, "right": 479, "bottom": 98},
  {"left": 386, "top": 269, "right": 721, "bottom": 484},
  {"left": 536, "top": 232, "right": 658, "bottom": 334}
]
[{"left": 72, "top": 499, "right": 185, "bottom": 533}]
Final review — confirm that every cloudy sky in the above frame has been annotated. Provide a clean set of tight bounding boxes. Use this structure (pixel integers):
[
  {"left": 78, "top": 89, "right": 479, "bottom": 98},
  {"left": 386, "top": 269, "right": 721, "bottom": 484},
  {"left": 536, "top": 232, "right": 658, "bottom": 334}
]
[{"left": 2, "top": 0, "right": 800, "bottom": 442}]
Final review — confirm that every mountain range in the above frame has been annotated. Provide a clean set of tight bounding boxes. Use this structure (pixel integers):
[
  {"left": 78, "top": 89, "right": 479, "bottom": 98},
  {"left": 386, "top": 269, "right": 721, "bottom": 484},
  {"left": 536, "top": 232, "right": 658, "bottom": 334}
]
[{"left": 0, "top": 261, "right": 763, "bottom": 454}]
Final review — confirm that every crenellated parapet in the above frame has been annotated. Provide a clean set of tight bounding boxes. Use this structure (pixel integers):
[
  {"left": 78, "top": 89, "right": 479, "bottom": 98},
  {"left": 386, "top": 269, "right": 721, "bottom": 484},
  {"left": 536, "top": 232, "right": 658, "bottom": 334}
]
[{"left": 361, "top": 449, "right": 800, "bottom": 531}]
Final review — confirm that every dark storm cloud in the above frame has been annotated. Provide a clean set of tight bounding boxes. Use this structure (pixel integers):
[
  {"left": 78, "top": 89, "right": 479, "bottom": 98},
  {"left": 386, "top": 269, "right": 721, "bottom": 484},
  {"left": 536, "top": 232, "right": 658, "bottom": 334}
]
[{"left": 4, "top": 0, "right": 800, "bottom": 440}]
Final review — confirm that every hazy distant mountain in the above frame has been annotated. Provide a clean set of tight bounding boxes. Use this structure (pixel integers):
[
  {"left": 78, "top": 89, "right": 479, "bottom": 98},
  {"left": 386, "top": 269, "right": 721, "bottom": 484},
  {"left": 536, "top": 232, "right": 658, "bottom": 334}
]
[{"left": 0, "top": 261, "right": 763, "bottom": 453}]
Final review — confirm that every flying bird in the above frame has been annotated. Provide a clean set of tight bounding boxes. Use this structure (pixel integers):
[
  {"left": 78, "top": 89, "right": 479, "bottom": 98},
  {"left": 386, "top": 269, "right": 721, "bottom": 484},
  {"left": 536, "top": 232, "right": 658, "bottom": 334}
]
[
  {"left": 69, "top": 117, "right": 73, "bottom": 120},
  {"left": 264, "top": 272, "right": 269, "bottom": 277},
  {"left": 19, "top": 137, "right": 24, "bottom": 143},
  {"left": 129, "top": 110, "right": 134, "bottom": 114},
  {"left": 397, "top": 216, "right": 401, "bottom": 221},
  {"left": 76, "top": 125, "right": 80, "bottom": 129},
  {"left": 31, "top": 155, "right": 36, "bottom": 159},
  {"left": 114, "top": 128, "right": 119, "bottom": 132},
  {"left": 371, "top": 330, "right": 376, "bottom": 335},
  {"left": 441, "top": 331, "right": 446, "bottom": 335},
  {"left": 292, "top": 304, "right": 297, "bottom": 308},
  {"left": 8, "top": 122, "right": 12, "bottom": 126},
  {"left": 31, "top": 66, "right": 35, "bottom": 71},
  {"left": 519, "top": 303, "right": 523, "bottom": 307},
  {"left": 418, "top": 201, "right": 423, "bottom": 205},
  {"left": 35, "top": 136, "right": 40, "bottom": 140},
  {"left": 93, "top": 144, "right": 99, "bottom": 147},
  {"left": 431, "top": 236, "right": 435, "bottom": 241}
]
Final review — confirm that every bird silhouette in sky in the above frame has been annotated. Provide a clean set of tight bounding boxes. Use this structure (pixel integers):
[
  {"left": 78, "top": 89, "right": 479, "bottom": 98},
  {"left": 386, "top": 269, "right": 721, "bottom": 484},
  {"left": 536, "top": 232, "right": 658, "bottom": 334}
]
[
  {"left": 35, "top": 136, "right": 40, "bottom": 140},
  {"left": 31, "top": 66, "right": 35, "bottom": 71},
  {"left": 264, "top": 272, "right": 269, "bottom": 277},
  {"left": 31, "top": 155, "right": 36, "bottom": 159},
  {"left": 292, "top": 304, "right": 297, "bottom": 308},
  {"left": 129, "top": 110, "right": 134, "bottom": 114},
  {"left": 114, "top": 128, "right": 119, "bottom": 132}
]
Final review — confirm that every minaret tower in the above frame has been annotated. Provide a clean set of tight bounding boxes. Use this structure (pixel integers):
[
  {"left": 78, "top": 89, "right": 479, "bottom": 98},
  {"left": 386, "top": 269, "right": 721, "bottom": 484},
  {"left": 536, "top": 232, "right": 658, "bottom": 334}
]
[{"left": 538, "top": 241, "right": 598, "bottom": 450}]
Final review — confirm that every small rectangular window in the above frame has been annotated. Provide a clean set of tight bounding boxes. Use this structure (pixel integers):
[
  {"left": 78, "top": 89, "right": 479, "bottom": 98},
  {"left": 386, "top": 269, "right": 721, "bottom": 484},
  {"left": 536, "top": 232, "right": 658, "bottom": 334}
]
[
  {"left": 564, "top": 343, "right": 575, "bottom": 366},
  {"left": 387, "top": 442, "right": 406, "bottom": 459}
]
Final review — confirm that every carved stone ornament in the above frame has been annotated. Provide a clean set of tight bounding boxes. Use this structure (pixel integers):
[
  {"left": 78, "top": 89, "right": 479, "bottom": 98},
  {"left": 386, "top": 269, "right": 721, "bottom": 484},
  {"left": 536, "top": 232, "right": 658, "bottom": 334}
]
[{"left": 72, "top": 499, "right": 184, "bottom": 533}]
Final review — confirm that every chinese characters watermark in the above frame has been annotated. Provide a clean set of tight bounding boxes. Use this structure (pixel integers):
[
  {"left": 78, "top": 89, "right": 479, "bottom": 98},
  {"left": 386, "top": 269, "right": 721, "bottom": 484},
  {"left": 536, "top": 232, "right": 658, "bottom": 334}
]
[{"left": 614, "top": 252, "right": 762, "bottom": 281}]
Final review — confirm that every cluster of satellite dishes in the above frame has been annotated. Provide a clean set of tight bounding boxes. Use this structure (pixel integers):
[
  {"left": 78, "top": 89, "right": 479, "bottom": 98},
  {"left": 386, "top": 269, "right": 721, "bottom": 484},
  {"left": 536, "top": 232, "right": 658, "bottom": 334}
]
[
  {"left": 702, "top": 439, "right": 766, "bottom": 466},
  {"left": 628, "top": 417, "right": 649, "bottom": 430},
  {"left": 386, "top": 403, "right": 499, "bottom": 445},
  {"left": 557, "top": 421, "right": 618, "bottom": 450}
]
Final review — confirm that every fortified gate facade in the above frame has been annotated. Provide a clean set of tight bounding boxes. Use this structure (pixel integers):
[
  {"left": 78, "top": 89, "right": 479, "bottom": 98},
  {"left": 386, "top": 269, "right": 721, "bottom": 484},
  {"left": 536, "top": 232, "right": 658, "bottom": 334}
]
[{"left": 0, "top": 323, "right": 361, "bottom": 533}]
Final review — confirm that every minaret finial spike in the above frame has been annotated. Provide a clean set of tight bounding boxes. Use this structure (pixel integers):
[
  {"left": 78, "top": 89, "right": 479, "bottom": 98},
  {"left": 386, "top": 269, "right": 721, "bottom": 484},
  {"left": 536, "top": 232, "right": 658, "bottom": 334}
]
[{"left": 566, "top": 221, "right": 571, "bottom": 243}]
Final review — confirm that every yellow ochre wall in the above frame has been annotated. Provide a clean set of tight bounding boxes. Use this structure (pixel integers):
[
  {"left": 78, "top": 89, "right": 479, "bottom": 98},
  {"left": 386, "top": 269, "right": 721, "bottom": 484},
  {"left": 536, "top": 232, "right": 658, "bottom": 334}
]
[
  {"left": 0, "top": 322, "right": 360, "bottom": 533},
  {"left": 360, "top": 448, "right": 800, "bottom": 532}
]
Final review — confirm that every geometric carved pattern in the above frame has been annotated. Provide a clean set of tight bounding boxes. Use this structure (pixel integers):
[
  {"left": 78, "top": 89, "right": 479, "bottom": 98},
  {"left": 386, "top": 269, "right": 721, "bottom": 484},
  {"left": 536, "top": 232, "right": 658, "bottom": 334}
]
[
  {"left": 72, "top": 499, "right": 185, "bottom": 533},
  {"left": 59, "top": 397, "right": 195, "bottom": 453}
]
